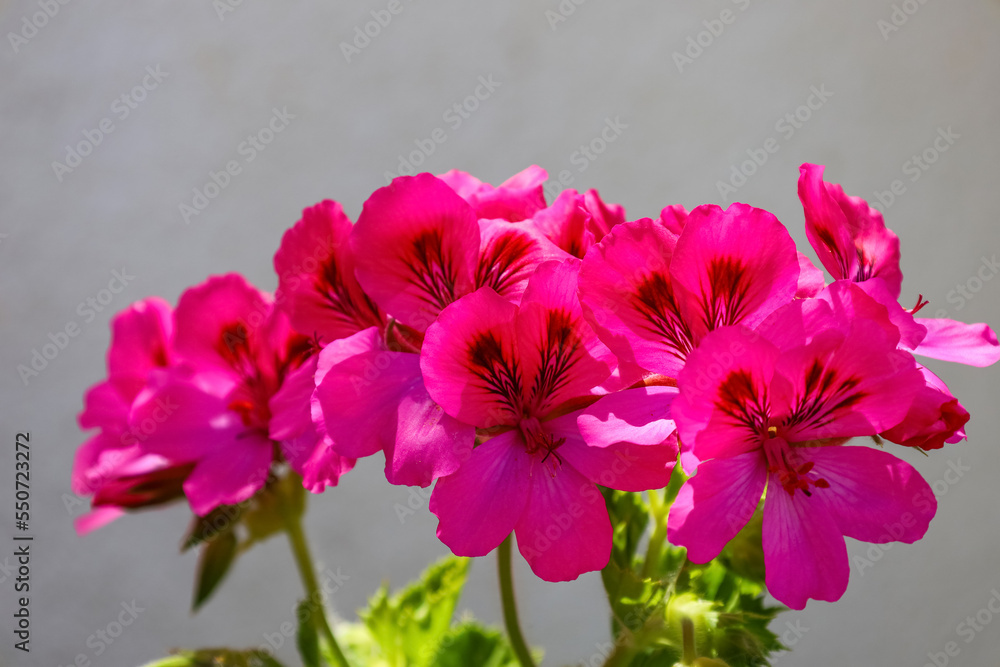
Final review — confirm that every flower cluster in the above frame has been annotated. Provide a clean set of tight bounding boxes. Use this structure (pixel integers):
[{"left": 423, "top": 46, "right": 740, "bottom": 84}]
[{"left": 75, "top": 163, "right": 998, "bottom": 609}]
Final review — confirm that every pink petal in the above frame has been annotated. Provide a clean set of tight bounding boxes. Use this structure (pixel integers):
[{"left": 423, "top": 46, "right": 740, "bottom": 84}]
[
  {"left": 667, "top": 452, "right": 768, "bottom": 563},
  {"left": 530, "top": 189, "right": 597, "bottom": 258},
  {"left": 796, "top": 252, "right": 827, "bottom": 298},
  {"left": 439, "top": 166, "right": 548, "bottom": 222},
  {"left": 881, "top": 365, "right": 970, "bottom": 450},
  {"left": 515, "top": 259, "right": 614, "bottom": 416},
  {"left": 583, "top": 189, "right": 626, "bottom": 241},
  {"left": 183, "top": 436, "right": 273, "bottom": 516},
  {"left": 912, "top": 317, "right": 1000, "bottom": 367},
  {"left": 430, "top": 432, "right": 531, "bottom": 556},
  {"left": 762, "top": 474, "right": 849, "bottom": 609},
  {"left": 553, "top": 433, "right": 676, "bottom": 492},
  {"left": 573, "top": 386, "right": 679, "bottom": 449},
  {"left": 476, "top": 218, "right": 568, "bottom": 301},
  {"left": 106, "top": 297, "right": 174, "bottom": 399},
  {"left": 269, "top": 354, "right": 318, "bottom": 443},
  {"left": 273, "top": 200, "right": 384, "bottom": 344},
  {"left": 352, "top": 173, "right": 479, "bottom": 331},
  {"left": 421, "top": 287, "right": 521, "bottom": 427},
  {"left": 657, "top": 205, "right": 689, "bottom": 236},
  {"left": 803, "top": 445, "right": 935, "bottom": 544},
  {"left": 674, "top": 326, "right": 779, "bottom": 461},
  {"left": 798, "top": 164, "right": 903, "bottom": 298},
  {"left": 670, "top": 203, "right": 800, "bottom": 336},
  {"left": 514, "top": 462, "right": 612, "bottom": 581},
  {"left": 578, "top": 216, "right": 690, "bottom": 380},
  {"left": 75, "top": 507, "right": 126, "bottom": 536}
]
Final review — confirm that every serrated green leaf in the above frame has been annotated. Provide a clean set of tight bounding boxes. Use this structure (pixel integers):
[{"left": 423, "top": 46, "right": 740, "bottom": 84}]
[
  {"left": 296, "top": 598, "right": 321, "bottom": 667},
  {"left": 359, "top": 555, "right": 471, "bottom": 666},
  {"left": 431, "top": 622, "right": 519, "bottom": 667},
  {"left": 192, "top": 530, "right": 238, "bottom": 611}
]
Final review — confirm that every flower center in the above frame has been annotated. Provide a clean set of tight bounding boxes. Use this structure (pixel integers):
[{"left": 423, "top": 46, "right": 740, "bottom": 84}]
[
  {"left": 763, "top": 434, "right": 830, "bottom": 497},
  {"left": 518, "top": 416, "right": 565, "bottom": 465}
]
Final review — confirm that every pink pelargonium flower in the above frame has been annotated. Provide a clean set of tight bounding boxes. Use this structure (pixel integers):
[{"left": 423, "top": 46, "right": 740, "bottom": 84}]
[
  {"left": 880, "top": 365, "right": 970, "bottom": 450},
  {"left": 73, "top": 297, "right": 194, "bottom": 534},
  {"left": 273, "top": 199, "right": 385, "bottom": 345},
  {"left": 798, "top": 163, "right": 1000, "bottom": 368},
  {"left": 350, "top": 172, "right": 568, "bottom": 334},
  {"left": 530, "top": 188, "right": 627, "bottom": 259},
  {"left": 422, "top": 259, "right": 679, "bottom": 582},
  {"left": 131, "top": 274, "right": 352, "bottom": 515},
  {"left": 668, "top": 282, "right": 934, "bottom": 609},
  {"left": 438, "top": 165, "right": 548, "bottom": 222},
  {"left": 578, "top": 202, "right": 801, "bottom": 385}
]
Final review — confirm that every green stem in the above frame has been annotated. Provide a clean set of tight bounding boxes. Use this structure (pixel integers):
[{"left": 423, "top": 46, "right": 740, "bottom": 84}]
[
  {"left": 286, "top": 513, "right": 351, "bottom": 667},
  {"left": 640, "top": 489, "right": 667, "bottom": 580},
  {"left": 498, "top": 535, "right": 536, "bottom": 667}
]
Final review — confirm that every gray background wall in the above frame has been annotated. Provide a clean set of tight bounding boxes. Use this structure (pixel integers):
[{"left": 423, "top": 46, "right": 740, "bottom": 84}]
[{"left": 1, "top": 1, "right": 999, "bottom": 665}]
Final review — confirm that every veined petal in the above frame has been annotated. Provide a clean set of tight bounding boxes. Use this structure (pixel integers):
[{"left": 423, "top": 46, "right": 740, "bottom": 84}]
[
  {"left": 530, "top": 189, "right": 596, "bottom": 259},
  {"left": 670, "top": 203, "right": 800, "bottom": 336},
  {"left": 430, "top": 432, "right": 531, "bottom": 556},
  {"left": 798, "top": 163, "right": 903, "bottom": 298},
  {"left": 516, "top": 260, "right": 614, "bottom": 416},
  {"left": 514, "top": 463, "right": 611, "bottom": 582},
  {"left": 803, "top": 445, "right": 935, "bottom": 544},
  {"left": 476, "top": 218, "right": 568, "bottom": 301},
  {"left": 675, "top": 326, "right": 778, "bottom": 461},
  {"left": 667, "top": 452, "right": 768, "bottom": 563},
  {"left": 273, "top": 200, "right": 384, "bottom": 344},
  {"left": 762, "top": 475, "right": 849, "bottom": 609},
  {"left": 881, "top": 366, "right": 970, "bottom": 450},
  {"left": 912, "top": 317, "right": 1000, "bottom": 367},
  {"left": 579, "top": 217, "right": 691, "bottom": 379},
  {"left": 352, "top": 174, "right": 479, "bottom": 331},
  {"left": 421, "top": 287, "right": 522, "bottom": 427}
]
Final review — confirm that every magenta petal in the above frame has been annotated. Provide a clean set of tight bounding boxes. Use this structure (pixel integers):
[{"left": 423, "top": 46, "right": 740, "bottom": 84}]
[
  {"left": 386, "top": 379, "right": 475, "bottom": 487},
  {"left": 762, "top": 476, "right": 849, "bottom": 609},
  {"left": 183, "top": 437, "right": 273, "bottom": 516},
  {"left": 670, "top": 203, "right": 800, "bottom": 335},
  {"left": 514, "top": 463, "right": 611, "bottom": 581},
  {"left": 476, "top": 218, "right": 569, "bottom": 301},
  {"left": 912, "top": 317, "right": 1000, "bottom": 367},
  {"left": 269, "top": 354, "right": 318, "bottom": 442},
  {"left": 573, "top": 386, "right": 679, "bottom": 449},
  {"left": 105, "top": 297, "right": 174, "bottom": 398},
  {"left": 439, "top": 166, "right": 548, "bottom": 222},
  {"left": 352, "top": 173, "right": 479, "bottom": 330},
  {"left": 796, "top": 252, "right": 827, "bottom": 298},
  {"left": 421, "top": 287, "right": 521, "bottom": 427},
  {"left": 667, "top": 453, "right": 767, "bottom": 563},
  {"left": 805, "top": 445, "right": 935, "bottom": 544},
  {"left": 881, "top": 366, "right": 970, "bottom": 450},
  {"left": 430, "top": 432, "right": 531, "bottom": 557},
  {"left": 530, "top": 189, "right": 596, "bottom": 258},
  {"left": 554, "top": 435, "right": 676, "bottom": 492},
  {"left": 75, "top": 507, "right": 126, "bottom": 536}
]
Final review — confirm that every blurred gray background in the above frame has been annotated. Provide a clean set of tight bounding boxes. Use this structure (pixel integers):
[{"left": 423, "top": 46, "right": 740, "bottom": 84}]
[{"left": 1, "top": 1, "right": 999, "bottom": 665}]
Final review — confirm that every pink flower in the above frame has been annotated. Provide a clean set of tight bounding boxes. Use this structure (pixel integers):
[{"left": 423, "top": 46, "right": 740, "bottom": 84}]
[
  {"left": 73, "top": 297, "right": 192, "bottom": 534},
  {"left": 132, "top": 274, "right": 351, "bottom": 515},
  {"left": 668, "top": 282, "right": 934, "bottom": 609},
  {"left": 798, "top": 163, "right": 1000, "bottom": 368},
  {"left": 531, "top": 189, "right": 626, "bottom": 258},
  {"left": 880, "top": 366, "right": 969, "bottom": 450},
  {"left": 438, "top": 166, "right": 548, "bottom": 222},
  {"left": 422, "top": 260, "right": 678, "bottom": 581},
  {"left": 578, "top": 202, "right": 801, "bottom": 384}
]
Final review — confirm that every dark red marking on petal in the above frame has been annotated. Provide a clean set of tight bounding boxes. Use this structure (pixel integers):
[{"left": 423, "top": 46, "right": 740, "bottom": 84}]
[
  {"left": 781, "top": 359, "right": 867, "bottom": 433},
  {"left": 314, "top": 256, "right": 385, "bottom": 331},
  {"left": 529, "top": 309, "right": 583, "bottom": 414},
  {"left": 92, "top": 462, "right": 197, "bottom": 509},
  {"left": 632, "top": 273, "right": 694, "bottom": 359},
  {"left": 697, "top": 257, "right": 753, "bottom": 330},
  {"left": 405, "top": 228, "right": 461, "bottom": 311},
  {"left": 715, "top": 369, "right": 771, "bottom": 439},
  {"left": 216, "top": 322, "right": 256, "bottom": 378},
  {"left": 467, "top": 330, "right": 522, "bottom": 417},
  {"left": 476, "top": 230, "right": 537, "bottom": 296},
  {"left": 813, "top": 225, "right": 850, "bottom": 279}
]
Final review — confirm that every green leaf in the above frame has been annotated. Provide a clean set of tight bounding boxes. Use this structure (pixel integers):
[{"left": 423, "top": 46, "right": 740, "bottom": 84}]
[
  {"left": 140, "top": 648, "right": 287, "bottom": 667},
  {"left": 243, "top": 471, "right": 306, "bottom": 547},
  {"left": 296, "top": 598, "right": 321, "bottom": 667},
  {"left": 192, "top": 529, "right": 238, "bottom": 611},
  {"left": 602, "top": 489, "right": 649, "bottom": 570},
  {"left": 359, "top": 555, "right": 471, "bottom": 666},
  {"left": 431, "top": 622, "right": 520, "bottom": 667}
]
